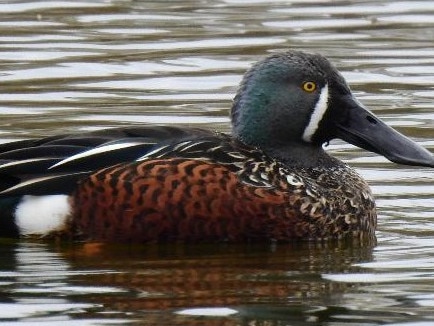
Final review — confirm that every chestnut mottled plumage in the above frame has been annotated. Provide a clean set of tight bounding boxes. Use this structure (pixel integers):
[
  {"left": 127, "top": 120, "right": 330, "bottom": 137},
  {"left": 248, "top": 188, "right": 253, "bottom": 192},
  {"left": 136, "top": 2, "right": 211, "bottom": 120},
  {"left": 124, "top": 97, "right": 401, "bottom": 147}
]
[{"left": 0, "top": 50, "right": 433, "bottom": 242}]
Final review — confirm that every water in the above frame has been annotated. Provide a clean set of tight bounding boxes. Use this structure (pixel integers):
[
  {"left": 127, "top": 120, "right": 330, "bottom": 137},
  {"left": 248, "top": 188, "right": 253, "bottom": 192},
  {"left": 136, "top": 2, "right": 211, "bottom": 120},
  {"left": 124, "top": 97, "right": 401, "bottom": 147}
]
[{"left": 0, "top": 0, "right": 433, "bottom": 324}]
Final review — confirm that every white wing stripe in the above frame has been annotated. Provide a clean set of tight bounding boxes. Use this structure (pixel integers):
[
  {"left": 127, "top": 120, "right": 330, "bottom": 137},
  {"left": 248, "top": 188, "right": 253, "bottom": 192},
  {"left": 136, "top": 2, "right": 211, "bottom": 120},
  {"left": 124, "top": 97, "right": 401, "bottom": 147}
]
[{"left": 50, "top": 142, "right": 143, "bottom": 169}]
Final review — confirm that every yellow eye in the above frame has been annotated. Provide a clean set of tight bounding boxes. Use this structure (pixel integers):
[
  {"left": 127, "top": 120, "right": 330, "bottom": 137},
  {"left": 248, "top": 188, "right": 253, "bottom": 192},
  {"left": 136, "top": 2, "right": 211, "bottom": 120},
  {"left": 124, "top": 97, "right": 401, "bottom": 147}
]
[{"left": 302, "top": 81, "right": 317, "bottom": 92}]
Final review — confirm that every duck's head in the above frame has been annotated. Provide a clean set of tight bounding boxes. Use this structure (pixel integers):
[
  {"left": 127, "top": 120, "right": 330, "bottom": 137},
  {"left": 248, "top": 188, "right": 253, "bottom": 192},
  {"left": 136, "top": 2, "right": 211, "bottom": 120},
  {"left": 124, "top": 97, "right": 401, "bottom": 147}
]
[{"left": 231, "top": 50, "right": 434, "bottom": 167}]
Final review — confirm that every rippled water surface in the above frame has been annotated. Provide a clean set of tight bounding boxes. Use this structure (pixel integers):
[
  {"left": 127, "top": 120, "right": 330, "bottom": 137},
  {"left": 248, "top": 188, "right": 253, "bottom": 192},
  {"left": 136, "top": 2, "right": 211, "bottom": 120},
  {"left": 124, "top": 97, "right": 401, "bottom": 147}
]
[{"left": 0, "top": 0, "right": 433, "bottom": 325}]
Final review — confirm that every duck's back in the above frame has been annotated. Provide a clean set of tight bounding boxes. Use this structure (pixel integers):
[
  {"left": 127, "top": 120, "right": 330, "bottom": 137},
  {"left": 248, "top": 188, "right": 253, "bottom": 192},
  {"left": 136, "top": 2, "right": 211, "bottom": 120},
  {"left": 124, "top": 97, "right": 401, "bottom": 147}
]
[{"left": 0, "top": 126, "right": 211, "bottom": 194}]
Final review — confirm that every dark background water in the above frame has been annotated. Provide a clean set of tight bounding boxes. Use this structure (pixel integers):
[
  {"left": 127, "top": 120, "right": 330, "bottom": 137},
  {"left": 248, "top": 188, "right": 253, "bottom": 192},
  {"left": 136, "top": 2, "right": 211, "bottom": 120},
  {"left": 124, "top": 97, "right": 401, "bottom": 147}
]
[{"left": 0, "top": 0, "right": 433, "bottom": 325}]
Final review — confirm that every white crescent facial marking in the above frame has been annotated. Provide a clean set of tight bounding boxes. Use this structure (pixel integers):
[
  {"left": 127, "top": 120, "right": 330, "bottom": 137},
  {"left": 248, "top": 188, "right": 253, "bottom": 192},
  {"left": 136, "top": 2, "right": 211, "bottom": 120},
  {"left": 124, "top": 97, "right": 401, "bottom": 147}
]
[{"left": 302, "top": 84, "right": 329, "bottom": 142}]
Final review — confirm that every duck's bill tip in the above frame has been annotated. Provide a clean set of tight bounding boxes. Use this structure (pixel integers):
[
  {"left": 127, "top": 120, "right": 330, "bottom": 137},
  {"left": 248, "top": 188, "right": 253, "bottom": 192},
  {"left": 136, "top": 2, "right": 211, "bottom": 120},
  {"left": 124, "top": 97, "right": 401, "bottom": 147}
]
[
  {"left": 384, "top": 144, "right": 434, "bottom": 168},
  {"left": 338, "top": 123, "right": 434, "bottom": 167}
]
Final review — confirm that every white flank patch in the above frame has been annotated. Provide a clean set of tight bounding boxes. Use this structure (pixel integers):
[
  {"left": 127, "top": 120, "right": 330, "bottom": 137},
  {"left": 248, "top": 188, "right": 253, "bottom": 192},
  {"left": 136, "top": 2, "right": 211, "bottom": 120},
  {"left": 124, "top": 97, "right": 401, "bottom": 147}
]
[
  {"left": 50, "top": 141, "right": 143, "bottom": 169},
  {"left": 302, "top": 84, "right": 329, "bottom": 142},
  {"left": 15, "top": 195, "right": 71, "bottom": 235}
]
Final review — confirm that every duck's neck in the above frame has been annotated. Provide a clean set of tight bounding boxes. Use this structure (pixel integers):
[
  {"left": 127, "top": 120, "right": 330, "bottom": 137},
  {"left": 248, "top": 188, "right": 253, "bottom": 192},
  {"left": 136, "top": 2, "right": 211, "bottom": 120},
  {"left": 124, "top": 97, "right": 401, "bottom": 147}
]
[{"left": 260, "top": 141, "right": 341, "bottom": 169}]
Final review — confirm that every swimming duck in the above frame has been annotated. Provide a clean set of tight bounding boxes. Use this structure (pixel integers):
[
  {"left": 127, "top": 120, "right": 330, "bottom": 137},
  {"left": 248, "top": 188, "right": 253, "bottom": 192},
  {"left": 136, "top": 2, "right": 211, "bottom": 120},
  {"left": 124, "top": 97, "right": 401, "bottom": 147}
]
[{"left": 0, "top": 50, "right": 433, "bottom": 242}]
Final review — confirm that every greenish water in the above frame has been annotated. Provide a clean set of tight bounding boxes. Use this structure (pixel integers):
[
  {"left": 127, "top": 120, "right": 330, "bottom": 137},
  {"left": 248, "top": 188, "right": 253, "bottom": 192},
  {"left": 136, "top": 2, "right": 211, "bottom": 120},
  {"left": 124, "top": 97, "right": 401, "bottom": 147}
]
[{"left": 0, "top": 0, "right": 433, "bottom": 325}]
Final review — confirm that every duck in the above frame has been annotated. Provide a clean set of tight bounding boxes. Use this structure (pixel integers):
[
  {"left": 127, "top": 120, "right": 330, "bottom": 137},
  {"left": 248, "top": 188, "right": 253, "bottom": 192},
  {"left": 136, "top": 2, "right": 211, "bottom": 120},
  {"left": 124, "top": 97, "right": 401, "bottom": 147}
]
[{"left": 0, "top": 50, "right": 433, "bottom": 243}]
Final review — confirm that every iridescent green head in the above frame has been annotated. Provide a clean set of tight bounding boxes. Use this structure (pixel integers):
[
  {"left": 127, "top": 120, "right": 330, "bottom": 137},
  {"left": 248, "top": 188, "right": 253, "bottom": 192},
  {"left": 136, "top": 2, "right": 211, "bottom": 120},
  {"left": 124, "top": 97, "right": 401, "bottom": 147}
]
[{"left": 231, "top": 50, "right": 434, "bottom": 167}]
